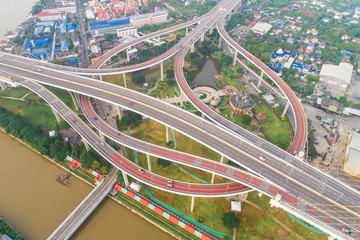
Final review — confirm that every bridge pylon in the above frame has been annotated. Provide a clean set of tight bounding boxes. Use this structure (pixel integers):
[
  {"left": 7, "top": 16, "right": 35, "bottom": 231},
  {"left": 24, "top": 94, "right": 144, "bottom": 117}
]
[
  {"left": 211, "top": 155, "right": 225, "bottom": 183},
  {"left": 52, "top": 107, "right": 61, "bottom": 123}
]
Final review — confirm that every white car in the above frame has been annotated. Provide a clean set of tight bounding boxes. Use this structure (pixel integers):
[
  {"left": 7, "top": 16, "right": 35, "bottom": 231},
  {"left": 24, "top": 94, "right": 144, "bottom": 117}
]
[{"left": 259, "top": 156, "right": 265, "bottom": 161}]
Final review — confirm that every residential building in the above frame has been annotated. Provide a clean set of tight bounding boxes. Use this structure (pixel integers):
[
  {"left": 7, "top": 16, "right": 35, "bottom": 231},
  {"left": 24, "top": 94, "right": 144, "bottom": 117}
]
[{"left": 37, "top": 12, "right": 62, "bottom": 21}]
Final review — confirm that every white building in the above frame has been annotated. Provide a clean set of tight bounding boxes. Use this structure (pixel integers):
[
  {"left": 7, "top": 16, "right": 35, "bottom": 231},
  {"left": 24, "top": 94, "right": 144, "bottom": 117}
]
[
  {"left": 319, "top": 62, "right": 353, "bottom": 89},
  {"left": 344, "top": 132, "right": 360, "bottom": 178},
  {"left": 91, "top": 44, "right": 101, "bottom": 54},
  {"left": 251, "top": 22, "right": 273, "bottom": 35},
  {"left": 117, "top": 26, "right": 137, "bottom": 37},
  {"left": 85, "top": 10, "right": 96, "bottom": 19}
]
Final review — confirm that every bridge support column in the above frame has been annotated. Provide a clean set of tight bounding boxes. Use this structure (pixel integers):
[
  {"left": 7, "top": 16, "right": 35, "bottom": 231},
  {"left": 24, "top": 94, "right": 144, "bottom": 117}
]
[
  {"left": 123, "top": 73, "right": 127, "bottom": 88},
  {"left": 185, "top": 26, "right": 188, "bottom": 35},
  {"left": 117, "top": 106, "right": 123, "bottom": 120},
  {"left": 190, "top": 196, "right": 195, "bottom": 212},
  {"left": 190, "top": 44, "right": 195, "bottom": 53},
  {"left": 147, "top": 154, "right": 152, "bottom": 172},
  {"left": 211, "top": 155, "right": 225, "bottom": 184},
  {"left": 281, "top": 100, "right": 290, "bottom": 118},
  {"left": 160, "top": 61, "right": 164, "bottom": 81},
  {"left": 218, "top": 36, "right": 222, "bottom": 48},
  {"left": 180, "top": 90, "right": 184, "bottom": 108},
  {"left": 122, "top": 171, "right": 129, "bottom": 187},
  {"left": 69, "top": 91, "right": 80, "bottom": 111},
  {"left": 166, "top": 126, "right": 172, "bottom": 143},
  {"left": 52, "top": 107, "right": 61, "bottom": 123},
  {"left": 126, "top": 48, "right": 130, "bottom": 62},
  {"left": 99, "top": 75, "right": 103, "bottom": 81},
  {"left": 0, "top": 81, "right": 7, "bottom": 91},
  {"left": 257, "top": 76, "right": 263, "bottom": 87},
  {"left": 99, "top": 132, "right": 105, "bottom": 141},
  {"left": 157, "top": 36, "right": 161, "bottom": 45},
  {"left": 83, "top": 138, "right": 90, "bottom": 151},
  {"left": 209, "top": 25, "right": 215, "bottom": 35},
  {"left": 200, "top": 33, "right": 205, "bottom": 42},
  {"left": 232, "top": 50, "right": 238, "bottom": 66}
]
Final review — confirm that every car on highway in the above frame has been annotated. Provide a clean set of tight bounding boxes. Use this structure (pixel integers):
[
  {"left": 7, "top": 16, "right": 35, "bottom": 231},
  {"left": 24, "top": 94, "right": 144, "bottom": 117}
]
[
  {"left": 167, "top": 184, "right": 173, "bottom": 187},
  {"left": 168, "top": 180, "right": 174, "bottom": 184},
  {"left": 138, "top": 168, "right": 145, "bottom": 173},
  {"left": 259, "top": 156, "right": 265, "bottom": 161},
  {"left": 101, "top": 142, "right": 105, "bottom": 146},
  {"left": 72, "top": 119, "right": 75, "bottom": 123}
]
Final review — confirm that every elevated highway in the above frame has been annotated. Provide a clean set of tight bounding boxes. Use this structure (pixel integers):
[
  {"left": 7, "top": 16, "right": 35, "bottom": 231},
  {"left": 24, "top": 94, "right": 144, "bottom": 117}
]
[
  {"left": 1, "top": 54, "right": 359, "bottom": 239},
  {"left": 216, "top": 14, "right": 307, "bottom": 154}
]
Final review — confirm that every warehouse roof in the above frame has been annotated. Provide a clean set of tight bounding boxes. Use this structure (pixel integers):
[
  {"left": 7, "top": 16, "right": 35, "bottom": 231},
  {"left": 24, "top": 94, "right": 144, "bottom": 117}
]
[
  {"left": 319, "top": 62, "right": 353, "bottom": 86},
  {"left": 130, "top": 11, "right": 167, "bottom": 20},
  {"left": 251, "top": 22, "right": 273, "bottom": 35},
  {"left": 344, "top": 132, "right": 360, "bottom": 177}
]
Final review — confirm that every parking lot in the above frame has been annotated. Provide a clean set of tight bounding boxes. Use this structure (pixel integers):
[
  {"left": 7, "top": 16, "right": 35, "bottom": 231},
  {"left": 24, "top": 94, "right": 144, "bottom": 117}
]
[{"left": 303, "top": 103, "right": 360, "bottom": 188}]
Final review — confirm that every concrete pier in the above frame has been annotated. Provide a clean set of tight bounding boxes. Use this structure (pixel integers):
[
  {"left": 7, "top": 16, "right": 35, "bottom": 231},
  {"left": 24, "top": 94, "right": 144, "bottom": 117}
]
[
  {"left": 83, "top": 138, "right": 90, "bottom": 151},
  {"left": 166, "top": 126, "right": 172, "bottom": 143},
  {"left": 281, "top": 100, "right": 290, "bottom": 118},
  {"left": 52, "top": 107, "right": 61, "bottom": 123},
  {"left": 160, "top": 61, "right": 164, "bottom": 81},
  {"left": 233, "top": 50, "right": 238, "bottom": 66},
  {"left": 123, "top": 73, "right": 127, "bottom": 88},
  {"left": 147, "top": 154, "right": 152, "bottom": 171},
  {"left": 191, "top": 196, "right": 195, "bottom": 212},
  {"left": 69, "top": 91, "right": 80, "bottom": 110}
]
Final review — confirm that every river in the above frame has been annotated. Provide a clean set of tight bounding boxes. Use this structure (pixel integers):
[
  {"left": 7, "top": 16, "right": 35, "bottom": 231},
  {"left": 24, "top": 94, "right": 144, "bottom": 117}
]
[
  {"left": 0, "top": 1, "right": 173, "bottom": 239},
  {"left": 0, "top": 0, "right": 38, "bottom": 36}
]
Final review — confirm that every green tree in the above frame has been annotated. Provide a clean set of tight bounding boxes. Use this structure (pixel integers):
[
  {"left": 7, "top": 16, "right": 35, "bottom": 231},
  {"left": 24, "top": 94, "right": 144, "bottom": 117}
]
[
  {"left": 31, "top": 4, "right": 43, "bottom": 15},
  {"left": 222, "top": 212, "right": 239, "bottom": 229},
  {"left": 221, "top": 55, "right": 233, "bottom": 66},
  {"left": 132, "top": 73, "right": 146, "bottom": 83},
  {"left": 92, "top": 160, "right": 100, "bottom": 170},
  {"left": 117, "top": 170, "right": 124, "bottom": 183},
  {"left": 166, "top": 68, "right": 175, "bottom": 79},
  {"left": 191, "top": 57, "right": 205, "bottom": 67},
  {"left": 242, "top": 114, "right": 252, "bottom": 124},
  {"left": 80, "top": 150, "right": 99, "bottom": 169},
  {"left": 100, "top": 165, "right": 109, "bottom": 175},
  {"left": 157, "top": 158, "right": 171, "bottom": 168},
  {"left": 72, "top": 143, "right": 85, "bottom": 159}
]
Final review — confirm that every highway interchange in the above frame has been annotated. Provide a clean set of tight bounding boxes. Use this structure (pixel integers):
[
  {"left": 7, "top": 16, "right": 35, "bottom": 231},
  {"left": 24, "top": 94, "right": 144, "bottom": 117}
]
[{"left": 0, "top": 0, "right": 360, "bottom": 238}]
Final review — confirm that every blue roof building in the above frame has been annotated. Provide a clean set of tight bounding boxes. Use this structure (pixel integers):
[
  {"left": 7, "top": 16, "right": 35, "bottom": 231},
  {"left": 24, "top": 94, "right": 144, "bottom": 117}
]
[
  {"left": 21, "top": 38, "right": 32, "bottom": 52},
  {"left": 34, "top": 38, "right": 51, "bottom": 47},
  {"left": 61, "top": 40, "right": 69, "bottom": 51},
  {"left": 31, "top": 47, "right": 49, "bottom": 55},
  {"left": 36, "top": 20, "right": 56, "bottom": 27},
  {"left": 34, "top": 26, "right": 44, "bottom": 35},
  {"left": 292, "top": 62, "right": 303, "bottom": 70},
  {"left": 60, "top": 20, "right": 68, "bottom": 33},
  {"left": 342, "top": 50, "right": 352, "bottom": 55},
  {"left": 89, "top": 17, "right": 131, "bottom": 35},
  {"left": 67, "top": 23, "right": 77, "bottom": 32}
]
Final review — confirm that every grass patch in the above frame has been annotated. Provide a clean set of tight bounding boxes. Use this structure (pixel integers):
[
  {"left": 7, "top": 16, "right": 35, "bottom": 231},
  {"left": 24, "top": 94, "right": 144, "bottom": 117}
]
[
  {"left": 247, "top": 192, "right": 328, "bottom": 240},
  {"left": 255, "top": 104, "right": 293, "bottom": 150},
  {"left": 144, "top": 186, "right": 232, "bottom": 236},
  {"left": 0, "top": 86, "right": 30, "bottom": 98},
  {"left": 0, "top": 97, "right": 58, "bottom": 131}
]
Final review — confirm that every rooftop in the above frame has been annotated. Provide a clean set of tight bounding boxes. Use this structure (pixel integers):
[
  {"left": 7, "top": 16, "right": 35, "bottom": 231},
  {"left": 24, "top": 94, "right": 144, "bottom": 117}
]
[
  {"left": 319, "top": 62, "right": 353, "bottom": 86},
  {"left": 130, "top": 10, "right": 167, "bottom": 20}
]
